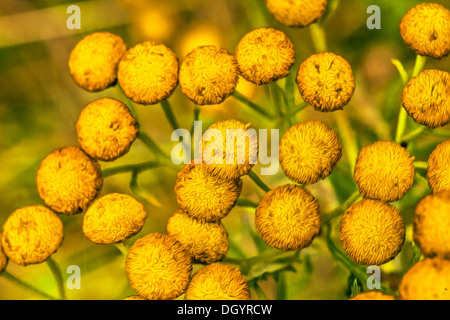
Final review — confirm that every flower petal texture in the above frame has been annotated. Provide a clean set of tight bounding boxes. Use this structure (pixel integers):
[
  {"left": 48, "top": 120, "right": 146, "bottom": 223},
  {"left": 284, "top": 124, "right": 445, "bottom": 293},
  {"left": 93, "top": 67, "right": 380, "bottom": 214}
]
[
  {"left": 349, "top": 291, "right": 396, "bottom": 300},
  {"left": 427, "top": 140, "right": 450, "bottom": 193},
  {"left": 265, "top": 0, "right": 328, "bottom": 28},
  {"left": 0, "top": 235, "right": 7, "bottom": 273}
]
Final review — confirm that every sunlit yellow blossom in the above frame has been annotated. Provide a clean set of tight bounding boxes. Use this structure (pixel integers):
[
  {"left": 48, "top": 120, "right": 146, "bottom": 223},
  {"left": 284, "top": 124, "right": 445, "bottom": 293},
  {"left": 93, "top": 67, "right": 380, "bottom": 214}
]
[
  {"left": 76, "top": 98, "right": 139, "bottom": 161},
  {"left": 296, "top": 52, "right": 355, "bottom": 112},
  {"left": 1, "top": 206, "right": 63, "bottom": 266},
  {"left": 166, "top": 210, "right": 228, "bottom": 264},
  {"left": 400, "top": 3, "right": 450, "bottom": 59},
  {"left": 235, "top": 27, "right": 295, "bottom": 85},
  {"left": 82, "top": 193, "right": 148, "bottom": 244},
  {"left": 36, "top": 146, "right": 103, "bottom": 215},
  {"left": 123, "top": 295, "right": 147, "bottom": 300},
  {"left": 118, "top": 41, "right": 179, "bottom": 105},
  {"left": 265, "top": 0, "right": 328, "bottom": 28},
  {"left": 174, "top": 163, "right": 242, "bottom": 222},
  {"left": 401, "top": 69, "right": 450, "bottom": 128},
  {"left": 279, "top": 120, "right": 342, "bottom": 184},
  {"left": 427, "top": 140, "right": 450, "bottom": 193},
  {"left": 349, "top": 291, "right": 396, "bottom": 300},
  {"left": 201, "top": 119, "right": 258, "bottom": 180},
  {"left": 185, "top": 263, "right": 251, "bottom": 300},
  {"left": 399, "top": 258, "right": 450, "bottom": 300},
  {"left": 255, "top": 184, "right": 321, "bottom": 251},
  {"left": 125, "top": 233, "right": 192, "bottom": 300},
  {"left": 179, "top": 46, "right": 239, "bottom": 105},
  {"left": 414, "top": 191, "right": 450, "bottom": 259},
  {"left": 68, "top": 32, "right": 126, "bottom": 92},
  {"left": 353, "top": 141, "right": 415, "bottom": 202},
  {"left": 339, "top": 199, "right": 405, "bottom": 266},
  {"left": 0, "top": 234, "right": 8, "bottom": 273}
]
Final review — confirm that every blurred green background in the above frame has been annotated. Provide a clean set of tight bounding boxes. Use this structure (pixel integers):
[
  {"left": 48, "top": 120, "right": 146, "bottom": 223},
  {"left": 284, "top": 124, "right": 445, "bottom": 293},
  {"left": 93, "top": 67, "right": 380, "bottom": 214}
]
[{"left": 1, "top": 0, "right": 449, "bottom": 300}]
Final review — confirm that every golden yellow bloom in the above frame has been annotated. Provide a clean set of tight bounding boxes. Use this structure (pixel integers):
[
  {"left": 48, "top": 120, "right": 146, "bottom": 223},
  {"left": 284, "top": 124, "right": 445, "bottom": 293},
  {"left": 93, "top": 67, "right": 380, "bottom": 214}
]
[
  {"left": 265, "top": 0, "right": 328, "bottom": 28},
  {"left": 201, "top": 119, "right": 258, "bottom": 180},
  {"left": 179, "top": 46, "right": 239, "bottom": 105},
  {"left": 400, "top": 3, "right": 450, "bottom": 59},
  {"left": 255, "top": 184, "right": 321, "bottom": 251},
  {"left": 401, "top": 69, "right": 450, "bottom": 128},
  {"left": 279, "top": 120, "right": 342, "bottom": 184},
  {"left": 76, "top": 98, "right": 139, "bottom": 161},
  {"left": 125, "top": 233, "right": 192, "bottom": 300},
  {"left": 36, "top": 146, "right": 103, "bottom": 215},
  {"left": 0, "top": 234, "right": 8, "bottom": 273},
  {"left": 235, "top": 27, "right": 295, "bottom": 85},
  {"left": 174, "top": 163, "right": 242, "bottom": 222},
  {"left": 68, "top": 32, "right": 126, "bottom": 92},
  {"left": 1, "top": 206, "right": 63, "bottom": 266},
  {"left": 118, "top": 41, "right": 178, "bottom": 105},
  {"left": 353, "top": 141, "right": 415, "bottom": 202},
  {"left": 123, "top": 295, "right": 147, "bottom": 300},
  {"left": 413, "top": 191, "right": 450, "bottom": 259},
  {"left": 83, "top": 193, "right": 148, "bottom": 244},
  {"left": 339, "top": 199, "right": 405, "bottom": 266},
  {"left": 166, "top": 210, "right": 228, "bottom": 264},
  {"left": 296, "top": 52, "right": 355, "bottom": 112},
  {"left": 427, "top": 140, "right": 450, "bottom": 193},
  {"left": 399, "top": 258, "right": 450, "bottom": 300},
  {"left": 185, "top": 263, "right": 251, "bottom": 300},
  {"left": 349, "top": 291, "right": 396, "bottom": 300}
]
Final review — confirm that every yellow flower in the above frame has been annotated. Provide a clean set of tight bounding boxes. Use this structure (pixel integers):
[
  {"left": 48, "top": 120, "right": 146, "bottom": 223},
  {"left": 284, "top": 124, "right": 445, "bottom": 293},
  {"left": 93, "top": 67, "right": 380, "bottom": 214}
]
[
  {"left": 235, "top": 27, "right": 295, "bottom": 85},
  {"left": 413, "top": 191, "right": 450, "bottom": 259},
  {"left": 0, "top": 234, "right": 8, "bottom": 273},
  {"left": 427, "top": 140, "right": 450, "bottom": 193},
  {"left": 255, "top": 184, "right": 321, "bottom": 251},
  {"left": 400, "top": 3, "right": 450, "bottom": 59},
  {"left": 118, "top": 41, "right": 179, "bottom": 105},
  {"left": 179, "top": 46, "right": 239, "bottom": 105},
  {"left": 174, "top": 163, "right": 242, "bottom": 222},
  {"left": 401, "top": 69, "right": 450, "bottom": 128},
  {"left": 353, "top": 141, "right": 415, "bottom": 202},
  {"left": 166, "top": 210, "right": 228, "bottom": 264},
  {"left": 339, "top": 199, "right": 405, "bottom": 266},
  {"left": 279, "top": 120, "right": 342, "bottom": 185},
  {"left": 76, "top": 98, "right": 139, "bottom": 161},
  {"left": 123, "top": 295, "right": 147, "bottom": 300},
  {"left": 349, "top": 291, "right": 396, "bottom": 300},
  {"left": 296, "top": 52, "right": 355, "bottom": 112},
  {"left": 125, "top": 233, "right": 192, "bottom": 300},
  {"left": 265, "top": 0, "right": 328, "bottom": 28},
  {"left": 399, "top": 258, "right": 450, "bottom": 300},
  {"left": 68, "top": 32, "right": 126, "bottom": 92},
  {"left": 36, "top": 146, "right": 103, "bottom": 215},
  {"left": 185, "top": 263, "right": 251, "bottom": 300},
  {"left": 82, "top": 193, "right": 148, "bottom": 244},
  {"left": 1, "top": 206, "right": 63, "bottom": 266},
  {"left": 201, "top": 119, "right": 258, "bottom": 180}
]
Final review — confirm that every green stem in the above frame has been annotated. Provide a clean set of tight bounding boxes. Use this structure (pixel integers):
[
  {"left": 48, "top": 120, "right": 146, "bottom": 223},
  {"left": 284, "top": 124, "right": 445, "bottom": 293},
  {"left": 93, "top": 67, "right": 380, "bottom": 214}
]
[
  {"left": 236, "top": 198, "right": 259, "bottom": 208},
  {"left": 428, "top": 129, "right": 450, "bottom": 138},
  {"left": 414, "top": 161, "right": 428, "bottom": 170},
  {"left": 309, "top": 23, "right": 328, "bottom": 52},
  {"left": 114, "top": 243, "right": 129, "bottom": 257},
  {"left": 138, "top": 132, "right": 171, "bottom": 160},
  {"left": 412, "top": 55, "right": 427, "bottom": 77},
  {"left": 415, "top": 172, "right": 429, "bottom": 186},
  {"left": 335, "top": 111, "right": 359, "bottom": 174},
  {"left": 279, "top": 101, "right": 309, "bottom": 120},
  {"left": 322, "top": 190, "right": 361, "bottom": 224},
  {"left": 102, "top": 160, "right": 163, "bottom": 177},
  {"left": 1, "top": 270, "right": 57, "bottom": 300},
  {"left": 160, "top": 99, "right": 179, "bottom": 131},
  {"left": 46, "top": 256, "right": 67, "bottom": 300},
  {"left": 248, "top": 171, "right": 271, "bottom": 192},
  {"left": 252, "top": 280, "right": 268, "bottom": 300},
  {"left": 401, "top": 126, "right": 426, "bottom": 142},
  {"left": 232, "top": 91, "right": 273, "bottom": 119}
]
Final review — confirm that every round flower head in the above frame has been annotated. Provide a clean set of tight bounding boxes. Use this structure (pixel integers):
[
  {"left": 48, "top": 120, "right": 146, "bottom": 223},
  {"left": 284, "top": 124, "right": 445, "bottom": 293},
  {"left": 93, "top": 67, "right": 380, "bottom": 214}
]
[
  {"left": 118, "top": 41, "right": 178, "bottom": 105},
  {"left": 235, "top": 27, "right": 295, "bottom": 85},
  {"left": 349, "top": 291, "right": 396, "bottom": 300},
  {"left": 83, "top": 193, "right": 148, "bottom": 244},
  {"left": 255, "top": 184, "right": 321, "bottom": 251},
  {"left": 413, "top": 191, "right": 450, "bottom": 259},
  {"left": 0, "top": 234, "right": 8, "bottom": 273},
  {"left": 279, "top": 120, "right": 342, "bottom": 185},
  {"left": 76, "top": 98, "right": 139, "bottom": 161},
  {"left": 201, "top": 119, "right": 258, "bottom": 180},
  {"left": 166, "top": 210, "right": 228, "bottom": 264},
  {"left": 400, "top": 3, "right": 450, "bottom": 59},
  {"left": 125, "top": 233, "right": 192, "bottom": 300},
  {"left": 174, "top": 162, "right": 242, "bottom": 222},
  {"left": 353, "top": 141, "right": 415, "bottom": 202},
  {"left": 179, "top": 46, "right": 239, "bottom": 105},
  {"left": 265, "top": 0, "right": 328, "bottom": 28},
  {"left": 401, "top": 69, "right": 450, "bottom": 128},
  {"left": 427, "top": 140, "right": 450, "bottom": 193},
  {"left": 68, "top": 32, "right": 126, "bottom": 92},
  {"left": 1, "top": 206, "right": 63, "bottom": 266},
  {"left": 123, "top": 295, "right": 146, "bottom": 300},
  {"left": 399, "top": 258, "right": 450, "bottom": 300},
  {"left": 339, "top": 199, "right": 405, "bottom": 266},
  {"left": 296, "top": 52, "right": 355, "bottom": 112},
  {"left": 185, "top": 263, "right": 251, "bottom": 300},
  {"left": 36, "top": 146, "right": 103, "bottom": 215}
]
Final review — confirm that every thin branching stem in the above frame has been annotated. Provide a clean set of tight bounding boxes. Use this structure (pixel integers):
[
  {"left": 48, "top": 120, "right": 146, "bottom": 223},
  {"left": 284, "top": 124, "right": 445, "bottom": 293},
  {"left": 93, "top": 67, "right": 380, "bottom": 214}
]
[
  {"left": 1, "top": 270, "right": 57, "bottom": 300},
  {"left": 46, "top": 256, "right": 67, "bottom": 300},
  {"left": 248, "top": 171, "right": 271, "bottom": 192},
  {"left": 232, "top": 91, "right": 273, "bottom": 119}
]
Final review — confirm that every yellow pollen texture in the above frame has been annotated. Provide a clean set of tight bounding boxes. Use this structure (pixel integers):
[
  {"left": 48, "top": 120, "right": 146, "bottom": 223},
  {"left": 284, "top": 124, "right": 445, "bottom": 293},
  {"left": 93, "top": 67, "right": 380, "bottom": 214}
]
[
  {"left": 349, "top": 291, "right": 396, "bottom": 300},
  {"left": 265, "top": 0, "right": 328, "bottom": 28},
  {"left": 427, "top": 139, "right": 450, "bottom": 193}
]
